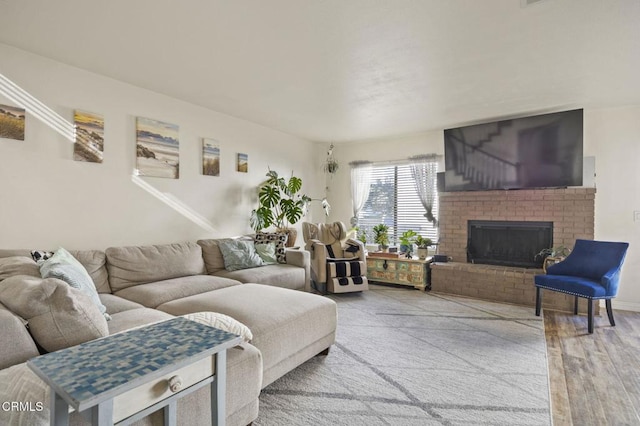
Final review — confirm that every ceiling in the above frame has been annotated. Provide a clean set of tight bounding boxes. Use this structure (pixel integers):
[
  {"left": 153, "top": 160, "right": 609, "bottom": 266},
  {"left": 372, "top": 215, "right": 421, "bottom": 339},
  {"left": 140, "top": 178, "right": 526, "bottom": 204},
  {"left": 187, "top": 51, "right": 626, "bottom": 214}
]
[{"left": 0, "top": 0, "right": 639, "bottom": 143}]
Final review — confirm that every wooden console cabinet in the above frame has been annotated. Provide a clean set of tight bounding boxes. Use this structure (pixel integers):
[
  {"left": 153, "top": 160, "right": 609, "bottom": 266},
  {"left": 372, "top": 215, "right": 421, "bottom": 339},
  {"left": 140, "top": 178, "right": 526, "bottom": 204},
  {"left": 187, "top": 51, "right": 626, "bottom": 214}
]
[{"left": 366, "top": 255, "right": 432, "bottom": 291}]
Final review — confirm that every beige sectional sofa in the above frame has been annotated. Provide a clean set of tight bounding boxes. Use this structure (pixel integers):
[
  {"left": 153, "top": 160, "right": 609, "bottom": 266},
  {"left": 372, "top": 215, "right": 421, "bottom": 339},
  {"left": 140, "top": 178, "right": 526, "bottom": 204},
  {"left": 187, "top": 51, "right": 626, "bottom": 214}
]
[{"left": 0, "top": 239, "right": 336, "bottom": 426}]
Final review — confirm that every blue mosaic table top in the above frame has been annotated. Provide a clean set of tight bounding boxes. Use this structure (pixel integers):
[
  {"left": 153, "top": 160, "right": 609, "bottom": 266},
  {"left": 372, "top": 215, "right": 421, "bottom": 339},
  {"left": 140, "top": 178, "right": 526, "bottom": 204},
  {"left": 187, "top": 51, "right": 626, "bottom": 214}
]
[{"left": 27, "top": 317, "right": 242, "bottom": 410}]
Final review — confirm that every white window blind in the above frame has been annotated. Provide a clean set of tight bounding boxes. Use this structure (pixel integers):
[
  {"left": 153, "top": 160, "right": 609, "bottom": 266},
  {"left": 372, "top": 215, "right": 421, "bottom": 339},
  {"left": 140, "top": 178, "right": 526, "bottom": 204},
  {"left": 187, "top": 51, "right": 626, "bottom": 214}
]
[{"left": 357, "top": 162, "right": 439, "bottom": 244}]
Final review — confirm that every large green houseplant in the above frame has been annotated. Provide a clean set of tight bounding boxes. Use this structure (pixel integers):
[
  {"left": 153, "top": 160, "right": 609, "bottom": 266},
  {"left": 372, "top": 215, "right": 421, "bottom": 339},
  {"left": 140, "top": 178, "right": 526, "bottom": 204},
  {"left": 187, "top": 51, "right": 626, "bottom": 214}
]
[{"left": 250, "top": 169, "right": 329, "bottom": 245}]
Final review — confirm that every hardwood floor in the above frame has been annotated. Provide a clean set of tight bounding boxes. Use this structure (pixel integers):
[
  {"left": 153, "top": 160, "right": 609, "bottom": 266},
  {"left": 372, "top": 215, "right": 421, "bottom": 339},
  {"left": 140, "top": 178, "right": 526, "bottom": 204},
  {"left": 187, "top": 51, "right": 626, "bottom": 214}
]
[{"left": 544, "top": 308, "right": 640, "bottom": 426}]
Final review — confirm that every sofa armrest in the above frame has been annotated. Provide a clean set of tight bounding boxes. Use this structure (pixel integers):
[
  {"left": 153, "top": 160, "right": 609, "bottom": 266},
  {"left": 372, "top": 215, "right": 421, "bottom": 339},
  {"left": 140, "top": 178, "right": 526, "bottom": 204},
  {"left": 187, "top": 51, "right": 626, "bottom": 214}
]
[
  {"left": 285, "top": 248, "right": 311, "bottom": 292},
  {"left": 304, "top": 240, "right": 329, "bottom": 291},
  {"left": 344, "top": 238, "right": 366, "bottom": 262}
]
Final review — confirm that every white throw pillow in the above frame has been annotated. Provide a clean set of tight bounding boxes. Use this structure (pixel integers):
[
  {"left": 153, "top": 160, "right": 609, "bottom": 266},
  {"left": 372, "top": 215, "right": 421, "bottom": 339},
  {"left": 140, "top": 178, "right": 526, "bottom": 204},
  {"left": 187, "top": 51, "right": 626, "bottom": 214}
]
[
  {"left": 39, "top": 247, "right": 109, "bottom": 320},
  {"left": 183, "top": 311, "right": 253, "bottom": 342}
]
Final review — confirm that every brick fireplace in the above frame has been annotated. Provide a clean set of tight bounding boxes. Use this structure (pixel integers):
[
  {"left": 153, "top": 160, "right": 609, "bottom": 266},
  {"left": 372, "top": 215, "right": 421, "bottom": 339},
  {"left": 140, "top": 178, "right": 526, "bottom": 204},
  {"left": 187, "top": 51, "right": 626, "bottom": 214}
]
[{"left": 431, "top": 188, "right": 596, "bottom": 313}]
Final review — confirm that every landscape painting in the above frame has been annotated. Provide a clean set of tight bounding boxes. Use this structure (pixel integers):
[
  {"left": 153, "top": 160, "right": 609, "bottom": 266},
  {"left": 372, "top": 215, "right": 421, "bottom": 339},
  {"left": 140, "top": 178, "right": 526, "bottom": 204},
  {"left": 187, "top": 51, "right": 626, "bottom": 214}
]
[
  {"left": 202, "top": 138, "right": 220, "bottom": 176},
  {"left": 237, "top": 153, "right": 248, "bottom": 173},
  {"left": 74, "top": 110, "right": 104, "bottom": 163},
  {"left": 136, "top": 116, "right": 179, "bottom": 179},
  {"left": 0, "top": 104, "right": 25, "bottom": 141}
]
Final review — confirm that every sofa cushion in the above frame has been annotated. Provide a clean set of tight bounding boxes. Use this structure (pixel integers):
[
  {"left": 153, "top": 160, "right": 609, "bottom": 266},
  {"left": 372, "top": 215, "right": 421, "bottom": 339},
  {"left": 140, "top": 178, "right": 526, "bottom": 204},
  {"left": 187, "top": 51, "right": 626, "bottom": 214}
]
[
  {"left": 184, "top": 311, "right": 253, "bottom": 342},
  {"left": 213, "top": 264, "right": 305, "bottom": 290},
  {"left": 0, "top": 302, "right": 40, "bottom": 370},
  {"left": 39, "top": 247, "right": 109, "bottom": 319},
  {"left": 157, "top": 284, "right": 337, "bottom": 387},
  {"left": 114, "top": 275, "right": 241, "bottom": 308},
  {"left": 0, "top": 275, "right": 108, "bottom": 352},
  {"left": 107, "top": 308, "right": 174, "bottom": 335},
  {"left": 254, "top": 232, "right": 288, "bottom": 263},
  {"left": 0, "top": 256, "right": 40, "bottom": 281},
  {"left": 197, "top": 239, "right": 227, "bottom": 274},
  {"left": 218, "top": 239, "right": 264, "bottom": 271},
  {"left": 106, "top": 242, "right": 206, "bottom": 291},
  {"left": 69, "top": 249, "right": 111, "bottom": 294},
  {"left": 99, "top": 293, "right": 145, "bottom": 314}
]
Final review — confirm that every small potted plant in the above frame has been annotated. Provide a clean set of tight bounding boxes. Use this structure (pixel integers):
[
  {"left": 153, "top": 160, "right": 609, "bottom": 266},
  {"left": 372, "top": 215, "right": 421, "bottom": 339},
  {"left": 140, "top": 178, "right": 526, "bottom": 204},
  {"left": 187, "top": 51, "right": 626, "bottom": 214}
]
[
  {"left": 415, "top": 235, "right": 433, "bottom": 260},
  {"left": 372, "top": 224, "right": 390, "bottom": 252},
  {"left": 354, "top": 226, "right": 368, "bottom": 244},
  {"left": 535, "top": 245, "right": 571, "bottom": 272},
  {"left": 399, "top": 230, "right": 417, "bottom": 258}
]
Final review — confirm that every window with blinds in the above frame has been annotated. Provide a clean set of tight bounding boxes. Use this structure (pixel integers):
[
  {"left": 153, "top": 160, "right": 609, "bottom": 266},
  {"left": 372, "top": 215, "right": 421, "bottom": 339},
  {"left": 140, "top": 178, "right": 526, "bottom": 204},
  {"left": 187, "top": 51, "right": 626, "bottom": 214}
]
[{"left": 357, "top": 162, "right": 439, "bottom": 245}]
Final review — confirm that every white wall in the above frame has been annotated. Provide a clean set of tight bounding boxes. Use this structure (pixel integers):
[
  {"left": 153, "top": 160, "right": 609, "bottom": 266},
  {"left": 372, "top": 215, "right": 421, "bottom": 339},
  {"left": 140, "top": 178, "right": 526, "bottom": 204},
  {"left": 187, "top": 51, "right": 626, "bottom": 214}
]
[
  {"left": 328, "top": 111, "right": 640, "bottom": 311},
  {"left": 586, "top": 106, "right": 640, "bottom": 311},
  {"left": 0, "top": 43, "right": 325, "bottom": 250}
]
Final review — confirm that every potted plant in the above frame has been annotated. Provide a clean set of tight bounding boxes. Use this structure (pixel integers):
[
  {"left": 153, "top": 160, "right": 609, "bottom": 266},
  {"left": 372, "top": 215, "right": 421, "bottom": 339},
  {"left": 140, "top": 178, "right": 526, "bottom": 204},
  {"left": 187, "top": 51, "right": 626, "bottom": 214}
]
[
  {"left": 249, "top": 169, "right": 330, "bottom": 246},
  {"left": 535, "top": 245, "right": 571, "bottom": 272},
  {"left": 354, "top": 226, "right": 367, "bottom": 244},
  {"left": 399, "top": 230, "right": 417, "bottom": 258},
  {"left": 415, "top": 235, "right": 433, "bottom": 260},
  {"left": 372, "top": 224, "right": 390, "bottom": 252}
]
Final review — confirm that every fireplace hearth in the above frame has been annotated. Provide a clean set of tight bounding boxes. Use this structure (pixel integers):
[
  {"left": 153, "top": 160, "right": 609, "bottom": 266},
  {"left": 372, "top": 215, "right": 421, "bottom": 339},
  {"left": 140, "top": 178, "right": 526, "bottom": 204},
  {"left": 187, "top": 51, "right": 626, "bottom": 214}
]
[{"left": 467, "top": 220, "right": 552, "bottom": 268}]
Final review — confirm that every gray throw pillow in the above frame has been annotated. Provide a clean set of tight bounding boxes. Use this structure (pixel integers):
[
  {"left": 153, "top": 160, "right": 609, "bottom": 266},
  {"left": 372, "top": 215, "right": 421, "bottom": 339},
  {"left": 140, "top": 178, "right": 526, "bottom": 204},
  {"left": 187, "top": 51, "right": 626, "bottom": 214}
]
[
  {"left": 0, "top": 275, "right": 108, "bottom": 352},
  {"left": 217, "top": 240, "right": 264, "bottom": 271},
  {"left": 39, "top": 248, "right": 110, "bottom": 320},
  {"left": 0, "top": 256, "right": 40, "bottom": 281}
]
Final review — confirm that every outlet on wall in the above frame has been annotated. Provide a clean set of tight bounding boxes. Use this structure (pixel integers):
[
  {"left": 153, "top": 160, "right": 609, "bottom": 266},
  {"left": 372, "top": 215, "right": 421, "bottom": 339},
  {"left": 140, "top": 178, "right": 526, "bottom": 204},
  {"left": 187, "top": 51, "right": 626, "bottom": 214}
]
[{"left": 634, "top": 211, "right": 640, "bottom": 222}]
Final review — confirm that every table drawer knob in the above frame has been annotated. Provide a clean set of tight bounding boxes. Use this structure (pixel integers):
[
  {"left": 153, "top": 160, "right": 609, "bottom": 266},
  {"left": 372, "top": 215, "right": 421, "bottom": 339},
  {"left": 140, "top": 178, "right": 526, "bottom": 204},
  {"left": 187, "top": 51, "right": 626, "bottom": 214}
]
[{"left": 168, "top": 375, "right": 182, "bottom": 393}]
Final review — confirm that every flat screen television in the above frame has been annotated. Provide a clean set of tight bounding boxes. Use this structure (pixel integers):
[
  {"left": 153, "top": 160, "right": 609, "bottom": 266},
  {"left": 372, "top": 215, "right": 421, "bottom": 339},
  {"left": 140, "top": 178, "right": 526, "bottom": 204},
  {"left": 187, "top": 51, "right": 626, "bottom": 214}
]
[{"left": 443, "top": 109, "right": 583, "bottom": 192}]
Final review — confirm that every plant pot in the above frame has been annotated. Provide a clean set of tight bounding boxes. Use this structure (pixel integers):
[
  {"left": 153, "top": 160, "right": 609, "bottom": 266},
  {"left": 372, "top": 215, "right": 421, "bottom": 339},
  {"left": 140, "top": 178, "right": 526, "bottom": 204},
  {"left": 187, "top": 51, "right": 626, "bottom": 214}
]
[
  {"left": 379, "top": 245, "right": 389, "bottom": 253},
  {"left": 417, "top": 248, "right": 429, "bottom": 260},
  {"left": 543, "top": 256, "right": 565, "bottom": 273},
  {"left": 277, "top": 228, "right": 297, "bottom": 248}
]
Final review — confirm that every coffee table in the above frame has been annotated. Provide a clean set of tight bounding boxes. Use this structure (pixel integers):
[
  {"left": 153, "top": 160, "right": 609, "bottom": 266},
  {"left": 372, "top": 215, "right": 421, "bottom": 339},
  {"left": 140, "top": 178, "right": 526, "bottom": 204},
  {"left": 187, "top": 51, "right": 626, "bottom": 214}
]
[{"left": 27, "top": 317, "right": 242, "bottom": 426}]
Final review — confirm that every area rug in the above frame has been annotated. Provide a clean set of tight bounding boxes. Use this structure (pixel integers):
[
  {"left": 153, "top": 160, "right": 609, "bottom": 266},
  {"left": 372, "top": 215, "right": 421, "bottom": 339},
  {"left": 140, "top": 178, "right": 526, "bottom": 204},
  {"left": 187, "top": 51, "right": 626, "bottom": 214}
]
[{"left": 255, "top": 285, "right": 552, "bottom": 426}]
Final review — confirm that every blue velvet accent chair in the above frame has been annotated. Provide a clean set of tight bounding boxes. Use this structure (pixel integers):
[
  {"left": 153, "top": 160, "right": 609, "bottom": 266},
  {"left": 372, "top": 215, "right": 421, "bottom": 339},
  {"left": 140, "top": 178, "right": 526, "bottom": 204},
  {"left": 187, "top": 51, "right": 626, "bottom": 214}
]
[{"left": 534, "top": 239, "right": 629, "bottom": 333}]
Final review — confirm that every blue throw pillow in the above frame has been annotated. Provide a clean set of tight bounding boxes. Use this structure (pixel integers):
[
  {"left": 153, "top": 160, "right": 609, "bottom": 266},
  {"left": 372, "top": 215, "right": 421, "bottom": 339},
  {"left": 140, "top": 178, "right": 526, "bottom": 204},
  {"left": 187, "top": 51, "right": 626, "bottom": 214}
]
[
  {"left": 39, "top": 247, "right": 110, "bottom": 320},
  {"left": 218, "top": 240, "right": 264, "bottom": 271}
]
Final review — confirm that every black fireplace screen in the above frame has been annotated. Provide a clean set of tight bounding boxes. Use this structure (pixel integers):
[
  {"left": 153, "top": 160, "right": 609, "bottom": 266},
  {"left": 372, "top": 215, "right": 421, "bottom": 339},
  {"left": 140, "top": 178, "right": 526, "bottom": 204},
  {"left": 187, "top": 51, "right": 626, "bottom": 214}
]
[{"left": 467, "top": 220, "right": 553, "bottom": 268}]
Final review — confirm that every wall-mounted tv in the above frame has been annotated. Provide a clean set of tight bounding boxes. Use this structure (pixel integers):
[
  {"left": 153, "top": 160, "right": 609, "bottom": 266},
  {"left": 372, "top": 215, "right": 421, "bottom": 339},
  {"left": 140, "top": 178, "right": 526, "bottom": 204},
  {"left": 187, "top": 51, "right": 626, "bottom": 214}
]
[{"left": 443, "top": 109, "right": 583, "bottom": 192}]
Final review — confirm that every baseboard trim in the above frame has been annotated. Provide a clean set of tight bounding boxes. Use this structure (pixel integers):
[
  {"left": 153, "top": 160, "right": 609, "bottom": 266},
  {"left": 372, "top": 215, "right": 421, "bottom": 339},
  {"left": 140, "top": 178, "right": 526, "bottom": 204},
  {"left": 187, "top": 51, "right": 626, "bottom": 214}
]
[{"left": 609, "top": 300, "right": 640, "bottom": 313}]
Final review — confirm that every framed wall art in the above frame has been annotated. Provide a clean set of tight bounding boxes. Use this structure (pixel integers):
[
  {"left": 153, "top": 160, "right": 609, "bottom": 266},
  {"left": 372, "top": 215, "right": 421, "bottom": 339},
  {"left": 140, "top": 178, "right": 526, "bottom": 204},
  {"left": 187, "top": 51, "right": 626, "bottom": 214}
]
[{"left": 136, "top": 116, "right": 179, "bottom": 179}]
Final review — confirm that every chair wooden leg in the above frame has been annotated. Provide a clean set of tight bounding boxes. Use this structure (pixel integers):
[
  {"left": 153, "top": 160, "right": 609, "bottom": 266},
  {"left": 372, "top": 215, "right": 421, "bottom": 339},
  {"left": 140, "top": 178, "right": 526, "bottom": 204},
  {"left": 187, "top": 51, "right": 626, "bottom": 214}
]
[
  {"left": 606, "top": 299, "right": 616, "bottom": 327},
  {"left": 574, "top": 296, "right": 579, "bottom": 315},
  {"left": 535, "top": 287, "right": 542, "bottom": 316},
  {"left": 587, "top": 299, "right": 594, "bottom": 334}
]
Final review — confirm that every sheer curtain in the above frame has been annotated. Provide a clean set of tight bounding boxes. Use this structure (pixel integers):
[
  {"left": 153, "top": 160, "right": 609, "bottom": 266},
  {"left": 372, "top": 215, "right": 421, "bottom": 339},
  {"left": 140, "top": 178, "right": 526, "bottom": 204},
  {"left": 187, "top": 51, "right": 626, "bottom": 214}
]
[
  {"left": 410, "top": 155, "right": 439, "bottom": 227},
  {"left": 349, "top": 162, "right": 372, "bottom": 227}
]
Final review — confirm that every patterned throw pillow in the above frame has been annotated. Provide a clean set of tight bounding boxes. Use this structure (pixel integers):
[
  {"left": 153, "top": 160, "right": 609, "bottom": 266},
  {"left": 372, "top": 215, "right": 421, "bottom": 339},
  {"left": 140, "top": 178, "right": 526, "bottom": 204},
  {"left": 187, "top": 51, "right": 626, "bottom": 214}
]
[
  {"left": 254, "top": 232, "right": 288, "bottom": 263},
  {"left": 30, "top": 250, "right": 54, "bottom": 263},
  {"left": 183, "top": 312, "right": 253, "bottom": 342}
]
